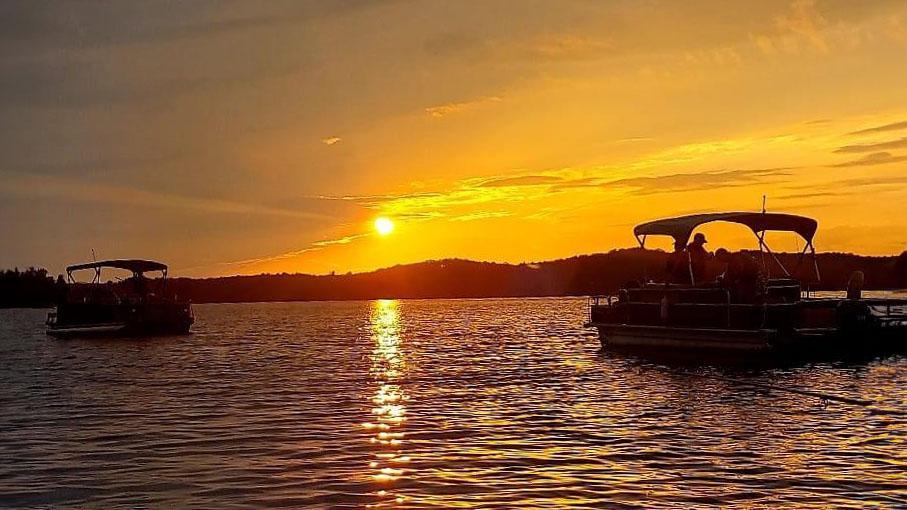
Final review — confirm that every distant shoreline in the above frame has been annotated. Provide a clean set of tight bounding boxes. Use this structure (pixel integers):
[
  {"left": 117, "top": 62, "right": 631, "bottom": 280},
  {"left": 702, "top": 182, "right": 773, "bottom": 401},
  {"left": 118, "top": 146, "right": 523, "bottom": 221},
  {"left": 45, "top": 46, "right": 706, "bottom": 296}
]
[
  {"left": 167, "top": 249, "right": 907, "bottom": 303},
  {"left": 4, "top": 248, "right": 907, "bottom": 307},
  {"left": 0, "top": 294, "right": 593, "bottom": 309},
  {"left": 4, "top": 291, "right": 906, "bottom": 310}
]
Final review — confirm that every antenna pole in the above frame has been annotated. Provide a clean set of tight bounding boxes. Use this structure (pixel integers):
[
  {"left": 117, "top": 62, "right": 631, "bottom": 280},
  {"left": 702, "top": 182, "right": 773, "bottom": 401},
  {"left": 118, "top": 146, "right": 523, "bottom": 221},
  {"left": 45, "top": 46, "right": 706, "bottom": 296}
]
[{"left": 762, "top": 195, "right": 766, "bottom": 214}]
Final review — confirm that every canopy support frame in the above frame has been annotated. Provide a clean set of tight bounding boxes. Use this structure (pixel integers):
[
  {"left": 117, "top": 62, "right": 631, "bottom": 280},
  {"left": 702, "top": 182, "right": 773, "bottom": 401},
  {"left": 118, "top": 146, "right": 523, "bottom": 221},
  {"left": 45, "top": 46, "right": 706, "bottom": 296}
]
[
  {"left": 756, "top": 232, "right": 791, "bottom": 278},
  {"left": 632, "top": 211, "right": 822, "bottom": 285}
]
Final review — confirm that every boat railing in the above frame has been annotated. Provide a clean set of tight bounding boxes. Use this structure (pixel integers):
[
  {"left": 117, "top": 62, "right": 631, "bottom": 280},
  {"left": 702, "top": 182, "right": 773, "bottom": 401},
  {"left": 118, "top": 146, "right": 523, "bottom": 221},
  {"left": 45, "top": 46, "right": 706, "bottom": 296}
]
[
  {"left": 654, "top": 289, "right": 732, "bottom": 328},
  {"left": 589, "top": 295, "right": 614, "bottom": 307},
  {"left": 587, "top": 288, "right": 810, "bottom": 330},
  {"left": 588, "top": 295, "right": 613, "bottom": 325}
]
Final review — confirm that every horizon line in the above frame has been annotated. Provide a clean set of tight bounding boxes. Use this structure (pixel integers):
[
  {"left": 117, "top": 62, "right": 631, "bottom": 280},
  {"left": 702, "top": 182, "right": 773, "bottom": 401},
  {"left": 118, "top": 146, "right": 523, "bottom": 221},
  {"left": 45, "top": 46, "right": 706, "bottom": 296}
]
[{"left": 172, "top": 247, "right": 906, "bottom": 280}]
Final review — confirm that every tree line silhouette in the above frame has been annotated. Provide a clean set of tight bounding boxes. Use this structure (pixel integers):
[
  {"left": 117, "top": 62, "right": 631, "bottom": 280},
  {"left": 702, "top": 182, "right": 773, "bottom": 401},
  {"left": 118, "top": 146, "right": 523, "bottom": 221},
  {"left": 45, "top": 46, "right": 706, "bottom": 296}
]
[
  {"left": 3, "top": 249, "right": 907, "bottom": 307},
  {"left": 0, "top": 267, "right": 66, "bottom": 308}
]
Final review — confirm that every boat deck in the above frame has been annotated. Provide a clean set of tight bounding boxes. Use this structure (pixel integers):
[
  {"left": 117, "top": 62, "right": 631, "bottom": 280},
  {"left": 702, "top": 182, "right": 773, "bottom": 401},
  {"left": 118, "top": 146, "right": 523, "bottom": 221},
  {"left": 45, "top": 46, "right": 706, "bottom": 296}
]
[{"left": 587, "top": 291, "right": 907, "bottom": 357}]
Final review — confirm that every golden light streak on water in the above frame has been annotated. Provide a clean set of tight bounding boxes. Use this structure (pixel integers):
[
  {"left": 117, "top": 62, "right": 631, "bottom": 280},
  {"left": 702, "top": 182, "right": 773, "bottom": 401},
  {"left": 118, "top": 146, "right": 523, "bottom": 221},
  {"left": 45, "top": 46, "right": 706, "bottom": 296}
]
[{"left": 367, "top": 299, "right": 407, "bottom": 506}]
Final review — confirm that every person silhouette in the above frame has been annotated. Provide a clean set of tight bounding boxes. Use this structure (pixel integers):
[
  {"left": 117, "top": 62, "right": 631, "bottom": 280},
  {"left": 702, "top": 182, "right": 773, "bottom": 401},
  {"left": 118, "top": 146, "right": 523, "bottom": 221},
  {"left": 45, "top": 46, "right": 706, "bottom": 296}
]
[
  {"left": 687, "top": 233, "right": 710, "bottom": 284},
  {"left": 666, "top": 241, "right": 691, "bottom": 284},
  {"left": 716, "top": 248, "right": 763, "bottom": 302}
]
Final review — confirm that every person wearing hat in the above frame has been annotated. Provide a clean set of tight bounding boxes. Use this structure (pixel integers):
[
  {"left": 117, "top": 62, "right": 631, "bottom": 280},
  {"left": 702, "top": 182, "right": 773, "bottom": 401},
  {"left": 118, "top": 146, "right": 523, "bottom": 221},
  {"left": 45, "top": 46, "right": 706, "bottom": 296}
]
[{"left": 687, "top": 232, "right": 710, "bottom": 285}]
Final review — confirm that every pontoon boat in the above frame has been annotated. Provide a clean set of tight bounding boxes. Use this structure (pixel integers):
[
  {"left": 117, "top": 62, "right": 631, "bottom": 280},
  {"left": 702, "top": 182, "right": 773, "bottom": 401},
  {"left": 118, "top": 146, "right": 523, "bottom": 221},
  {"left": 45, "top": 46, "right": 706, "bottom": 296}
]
[
  {"left": 46, "top": 259, "right": 194, "bottom": 338},
  {"left": 586, "top": 212, "right": 907, "bottom": 357}
]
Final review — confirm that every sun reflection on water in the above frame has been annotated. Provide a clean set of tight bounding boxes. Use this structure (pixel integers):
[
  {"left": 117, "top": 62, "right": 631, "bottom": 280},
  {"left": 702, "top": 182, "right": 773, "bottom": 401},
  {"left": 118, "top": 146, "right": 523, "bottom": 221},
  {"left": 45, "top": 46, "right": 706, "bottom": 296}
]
[{"left": 364, "top": 299, "right": 408, "bottom": 507}]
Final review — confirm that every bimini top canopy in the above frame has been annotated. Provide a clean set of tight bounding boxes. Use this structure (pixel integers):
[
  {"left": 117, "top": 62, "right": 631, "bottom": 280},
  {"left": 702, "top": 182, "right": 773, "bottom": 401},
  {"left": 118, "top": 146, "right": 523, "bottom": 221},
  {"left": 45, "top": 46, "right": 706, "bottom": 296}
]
[
  {"left": 634, "top": 212, "right": 818, "bottom": 247},
  {"left": 66, "top": 259, "right": 168, "bottom": 275}
]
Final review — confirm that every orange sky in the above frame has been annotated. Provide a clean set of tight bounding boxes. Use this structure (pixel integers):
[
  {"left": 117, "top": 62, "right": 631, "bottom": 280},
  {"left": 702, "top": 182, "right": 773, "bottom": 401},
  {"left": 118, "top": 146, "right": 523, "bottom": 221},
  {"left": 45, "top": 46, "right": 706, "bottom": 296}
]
[{"left": 2, "top": 1, "right": 907, "bottom": 277}]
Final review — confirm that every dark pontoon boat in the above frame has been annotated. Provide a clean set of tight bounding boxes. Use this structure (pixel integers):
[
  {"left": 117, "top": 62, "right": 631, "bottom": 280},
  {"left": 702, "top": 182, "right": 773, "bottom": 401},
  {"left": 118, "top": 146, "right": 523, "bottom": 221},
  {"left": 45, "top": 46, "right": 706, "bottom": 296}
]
[
  {"left": 46, "top": 259, "right": 193, "bottom": 338},
  {"left": 586, "top": 212, "right": 907, "bottom": 357}
]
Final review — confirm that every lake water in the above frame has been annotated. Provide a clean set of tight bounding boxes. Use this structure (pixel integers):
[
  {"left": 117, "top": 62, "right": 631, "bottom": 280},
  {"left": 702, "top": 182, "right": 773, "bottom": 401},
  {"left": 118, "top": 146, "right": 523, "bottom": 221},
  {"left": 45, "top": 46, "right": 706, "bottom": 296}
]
[{"left": 1, "top": 298, "right": 905, "bottom": 508}]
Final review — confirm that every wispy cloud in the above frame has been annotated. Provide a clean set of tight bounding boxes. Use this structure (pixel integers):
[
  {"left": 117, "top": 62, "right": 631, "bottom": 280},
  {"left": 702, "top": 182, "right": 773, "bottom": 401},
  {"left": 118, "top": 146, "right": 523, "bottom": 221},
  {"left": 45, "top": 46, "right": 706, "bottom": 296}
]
[
  {"left": 394, "top": 211, "right": 446, "bottom": 221},
  {"left": 449, "top": 211, "right": 511, "bottom": 222},
  {"left": 315, "top": 173, "right": 559, "bottom": 226},
  {"left": 848, "top": 120, "right": 907, "bottom": 135},
  {"left": 775, "top": 0, "right": 829, "bottom": 50},
  {"left": 781, "top": 174, "right": 907, "bottom": 202},
  {"left": 525, "top": 34, "right": 613, "bottom": 61},
  {"left": 831, "top": 151, "right": 907, "bottom": 167},
  {"left": 311, "top": 234, "right": 366, "bottom": 248},
  {"left": 751, "top": 0, "right": 829, "bottom": 54},
  {"left": 478, "top": 175, "right": 563, "bottom": 188},
  {"left": 321, "top": 136, "right": 342, "bottom": 145},
  {"left": 834, "top": 137, "right": 907, "bottom": 153},
  {"left": 315, "top": 190, "right": 446, "bottom": 208},
  {"left": 219, "top": 233, "right": 370, "bottom": 270},
  {"left": 605, "top": 167, "right": 793, "bottom": 194},
  {"left": 777, "top": 191, "right": 846, "bottom": 200},
  {"left": 0, "top": 173, "right": 335, "bottom": 220},
  {"left": 747, "top": 0, "right": 907, "bottom": 58},
  {"left": 425, "top": 96, "right": 502, "bottom": 118},
  {"left": 549, "top": 177, "right": 602, "bottom": 190},
  {"left": 681, "top": 47, "right": 743, "bottom": 66},
  {"left": 839, "top": 174, "right": 907, "bottom": 188},
  {"left": 424, "top": 31, "right": 613, "bottom": 63}
]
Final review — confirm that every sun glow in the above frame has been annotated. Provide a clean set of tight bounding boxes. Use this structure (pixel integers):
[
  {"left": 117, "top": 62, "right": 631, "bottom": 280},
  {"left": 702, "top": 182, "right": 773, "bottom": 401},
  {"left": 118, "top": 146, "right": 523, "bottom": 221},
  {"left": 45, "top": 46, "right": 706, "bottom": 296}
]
[{"left": 375, "top": 217, "right": 395, "bottom": 236}]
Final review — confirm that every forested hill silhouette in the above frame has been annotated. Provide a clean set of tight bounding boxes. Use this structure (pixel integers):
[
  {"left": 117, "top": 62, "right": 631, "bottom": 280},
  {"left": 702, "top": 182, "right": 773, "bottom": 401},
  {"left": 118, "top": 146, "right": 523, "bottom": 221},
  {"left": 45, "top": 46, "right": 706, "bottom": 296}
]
[
  {"left": 167, "top": 248, "right": 907, "bottom": 303},
  {"left": 0, "top": 268, "right": 64, "bottom": 308},
  {"left": 4, "top": 249, "right": 907, "bottom": 307}
]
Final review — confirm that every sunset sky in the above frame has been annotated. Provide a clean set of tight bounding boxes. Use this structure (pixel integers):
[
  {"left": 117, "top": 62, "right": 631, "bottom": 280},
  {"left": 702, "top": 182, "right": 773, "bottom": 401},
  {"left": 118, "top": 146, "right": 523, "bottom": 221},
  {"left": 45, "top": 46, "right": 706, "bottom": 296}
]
[{"left": 2, "top": 0, "right": 907, "bottom": 277}]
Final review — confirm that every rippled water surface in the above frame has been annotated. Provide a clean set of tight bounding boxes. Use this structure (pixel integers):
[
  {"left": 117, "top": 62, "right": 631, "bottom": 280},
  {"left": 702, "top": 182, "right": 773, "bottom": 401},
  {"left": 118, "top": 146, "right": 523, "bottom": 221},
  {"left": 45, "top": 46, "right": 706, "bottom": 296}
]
[{"left": 1, "top": 299, "right": 905, "bottom": 508}]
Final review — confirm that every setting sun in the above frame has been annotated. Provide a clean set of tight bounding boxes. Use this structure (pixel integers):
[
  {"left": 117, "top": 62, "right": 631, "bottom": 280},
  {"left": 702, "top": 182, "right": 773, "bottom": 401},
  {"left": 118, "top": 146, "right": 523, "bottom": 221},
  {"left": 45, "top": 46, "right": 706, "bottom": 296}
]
[{"left": 375, "top": 217, "right": 395, "bottom": 236}]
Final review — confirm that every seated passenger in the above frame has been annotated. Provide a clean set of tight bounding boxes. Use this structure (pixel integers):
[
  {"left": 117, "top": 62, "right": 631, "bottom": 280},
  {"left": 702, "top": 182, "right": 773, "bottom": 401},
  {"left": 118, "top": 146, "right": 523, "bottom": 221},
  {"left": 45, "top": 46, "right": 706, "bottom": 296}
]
[
  {"left": 665, "top": 241, "right": 691, "bottom": 285},
  {"left": 130, "top": 274, "right": 148, "bottom": 295},
  {"left": 846, "top": 270, "right": 865, "bottom": 300},
  {"left": 715, "top": 249, "right": 765, "bottom": 302}
]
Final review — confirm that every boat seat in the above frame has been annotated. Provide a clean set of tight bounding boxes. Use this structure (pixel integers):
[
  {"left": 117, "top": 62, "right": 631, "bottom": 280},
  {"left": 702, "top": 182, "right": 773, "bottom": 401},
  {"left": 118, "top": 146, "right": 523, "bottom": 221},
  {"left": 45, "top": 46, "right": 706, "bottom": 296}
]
[
  {"left": 627, "top": 287, "right": 731, "bottom": 304},
  {"left": 765, "top": 279, "right": 801, "bottom": 303}
]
